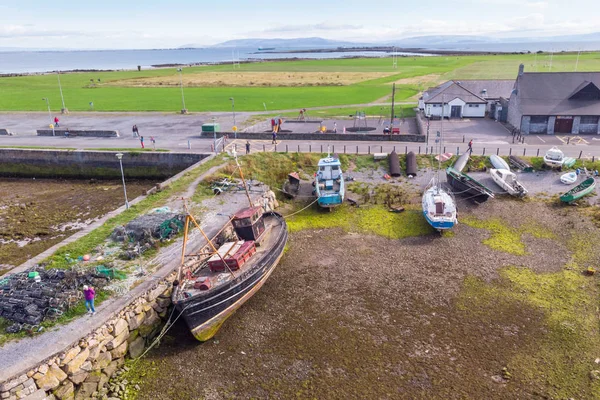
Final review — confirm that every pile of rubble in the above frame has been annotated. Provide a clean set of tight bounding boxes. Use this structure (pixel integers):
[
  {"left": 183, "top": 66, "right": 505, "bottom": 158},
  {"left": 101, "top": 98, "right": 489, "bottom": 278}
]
[
  {"left": 111, "top": 210, "right": 185, "bottom": 260},
  {"left": 0, "top": 266, "right": 109, "bottom": 332}
]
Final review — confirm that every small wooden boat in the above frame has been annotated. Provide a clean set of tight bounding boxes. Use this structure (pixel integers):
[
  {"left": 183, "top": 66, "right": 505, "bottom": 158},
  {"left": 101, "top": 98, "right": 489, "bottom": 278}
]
[
  {"left": 560, "top": 172, "right": 577, "bottom": 185},
  {"left": 282, "top": 172, "right": 300, "bottom": 199},
  {"left": 446, "top": 167, "right": 495, "bottom": 203},
  {"left": 490, "top": 168, "right": 527, "bottom": 197},
  {"left": 543, "top": 147, "right": 564, "bottom": 169},
  {"left": 453, "top": 152, "right": 470, "bottom": 173},
  {"left": 314, "top": 154, "right": 345, "bottom": 208},
  {"left": 509, "top": 155, "right": 534, "bottom": 172},
  {"left": 490, "top": 155, "right": 510, "bottom": 171},
  {"left": 560, "top": 177, "right": 597, "bottom": 203}
]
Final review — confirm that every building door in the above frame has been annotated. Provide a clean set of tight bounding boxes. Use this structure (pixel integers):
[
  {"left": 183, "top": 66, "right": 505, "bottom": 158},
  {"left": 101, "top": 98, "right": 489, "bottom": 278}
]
[
  {"left": 450, "top": 106, "right": 462, "bottom": 118},
  {"left": 554, "top": 116, "right": 574, "bottom": 133}
]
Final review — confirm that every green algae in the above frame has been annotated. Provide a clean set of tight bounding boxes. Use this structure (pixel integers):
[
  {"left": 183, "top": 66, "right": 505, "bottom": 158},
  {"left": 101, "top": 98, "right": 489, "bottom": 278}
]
[{"left": 461, "top": 216, "right": 527, "bottom": 255}]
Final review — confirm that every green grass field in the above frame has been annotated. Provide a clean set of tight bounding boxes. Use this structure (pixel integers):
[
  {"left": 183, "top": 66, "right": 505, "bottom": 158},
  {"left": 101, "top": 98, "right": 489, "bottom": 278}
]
[{"left": 1, "top": 52, "right": 599, "bottom": 112}]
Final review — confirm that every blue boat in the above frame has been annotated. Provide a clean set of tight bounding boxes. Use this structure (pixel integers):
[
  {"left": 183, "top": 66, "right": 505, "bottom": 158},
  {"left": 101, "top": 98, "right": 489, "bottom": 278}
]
[{"left": 314, "top": 154, "right": 345, "bottom": 208}]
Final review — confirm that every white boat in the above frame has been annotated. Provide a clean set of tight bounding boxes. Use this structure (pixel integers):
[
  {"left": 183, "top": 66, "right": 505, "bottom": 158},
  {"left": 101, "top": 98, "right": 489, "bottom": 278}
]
[
  {"left": 490, "top": 168, "right": 528, "bottom": 197},
  {"left": 489, "top": 155, "right": 510, "bottom": 171},
  {"left": 543, "top": 147, "right": 564, "bottom": 169},
  {"left": 422, "top": 95, "right": 458, "bottom": 231},
  {"left": 560, "top": 171, "right": 577, "bottom": 185}
]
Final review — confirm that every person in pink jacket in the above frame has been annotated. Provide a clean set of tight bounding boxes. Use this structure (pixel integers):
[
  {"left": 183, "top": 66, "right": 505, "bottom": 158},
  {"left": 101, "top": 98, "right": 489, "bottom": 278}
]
[{"left": 83, "top": 285, "right": 96, "bottom": 315}]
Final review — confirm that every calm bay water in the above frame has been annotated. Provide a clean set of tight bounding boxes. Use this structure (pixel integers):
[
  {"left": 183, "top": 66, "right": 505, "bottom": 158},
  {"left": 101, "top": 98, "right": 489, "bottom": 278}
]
[{"left": 0, "top": 47, "right": 418, "bottom": 74}]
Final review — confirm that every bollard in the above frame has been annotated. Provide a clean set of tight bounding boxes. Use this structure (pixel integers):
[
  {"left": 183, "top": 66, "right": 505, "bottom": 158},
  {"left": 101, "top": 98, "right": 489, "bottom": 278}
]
[
  {"left": 368, "top": 146, "right": 371, "bottom": 154},
  {"left": 333, "top": 145, "right": 335, "bottom": 154},
  {"left": 298, "top": 144, "right": 300, "bottom": 153},
  {"left": 380, "top": 145, "right": 383, "bottom": 153},
  {"left": 497, "top": 148, "right": 499, "bottom": 155},
  {"left": 512, "top": 136, "right": 515, "bottom": 144},
  {"left": 310, "top": 144, "right": 312, "bottom": 153},
  {"left": 394, "top": 145, "right": 396, "bottom": 152},
  {"left": 567, "top": 137, "right": 570, "bottom": 144},
  {"left": 188, "top": 140, "right": 192, "bottom": 150},
  {"left": 457, "top": 147, "right": 459, "bottom": 154},
  {"left": 579, "top": 150, "right": 583, "bottom": 159},
  {"left": 405, "top": 146, "right": 407, "bottom": 154},
  {"left": 419, "top": 146, "right": 421, "bottom": 154},
  {"left": 523, "top": 148, "right": 526, "bottom": 156},
  {"left": 274, "top": 145, "right": 277, "bottom": 152},
  {"left": 509, "top": 148, "right": 512, "bottom": 156},
  {"left": 356, "top": 145, "right": 359, "bottom": 155},
  {"left": 344, "top": 145, "right": 346, "bottom": 154},
  {"left": 593, "top": 156, "right": 595, "bottom": 162},
  {"left": 483, "top": 148, "right": 486, "bottom": 155},
  {"left": 425, "top": 147, "right": 428, "bottom": 155},
  {"left": 286, "top": 144, "right": 288, "bottom": 153},
  {"left": 321, "top": 145, "right": 323, "bottom": 153},
  {"left": 463, "top": 135, "right": 465, "bottom": 143},
  {"left": 521, "top": 137, "right": 525, "bottom": 144},
  {"left": 537, "top": 149, "right": 540, "bottom": 157}
]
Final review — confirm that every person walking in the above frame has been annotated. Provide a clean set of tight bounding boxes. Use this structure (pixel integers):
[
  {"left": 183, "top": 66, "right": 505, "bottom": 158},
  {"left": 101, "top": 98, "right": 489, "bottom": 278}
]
[
  {"left": 245, "top": 140, "right": 251, "bottom": 155},
  {"left": 83, "top": 285, "right": 96, "bottom": 315},
  {"left": 333, "top": 122, "right": 337, "bottom": 133},
  {"left": 132, "top": 125, "right": 137, "bottom": 137},
  {"left": 468, "top": 139, "right": 473, "bottom": 154},
  {"left": 150, "top": 136, "right": 156, "bottom": 150},
  {"left": 140, "top": 136, "right": 145, "bottom": 149},
  {"left": 54, "top": 117, "right": 60, "bottom": 127},
  {"left": 272, "top": 131, "right": 277, "bottom": 145}
]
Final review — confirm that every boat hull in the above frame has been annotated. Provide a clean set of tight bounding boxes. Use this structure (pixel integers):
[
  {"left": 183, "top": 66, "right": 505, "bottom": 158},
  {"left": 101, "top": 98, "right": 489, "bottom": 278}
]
[
  {"left": 490, "top": 169, "right": 527, "bottom": 197},
  {"left": 423, "top": 211, "right": 456, "bottom": 230},
  {"left": 317, "top": 194, "right": 343, "bottom": 208},
  {"left": 490, "top": 155, "right": 510, "bottom": 171},
  {"left": 175, "top": 213, "right": 288, "bottom": 341},
  {"left": 560, "top": 178, "right": 596, "bottom": 203},
  {"left": 446, "top": 167, "right": 494, "bottom": 203}
]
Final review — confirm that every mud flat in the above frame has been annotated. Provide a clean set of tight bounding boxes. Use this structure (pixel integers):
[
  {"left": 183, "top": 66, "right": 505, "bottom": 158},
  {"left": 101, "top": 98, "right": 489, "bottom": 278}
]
[{"left": 0, "top": 178, "right": 156, "bottom": 273}]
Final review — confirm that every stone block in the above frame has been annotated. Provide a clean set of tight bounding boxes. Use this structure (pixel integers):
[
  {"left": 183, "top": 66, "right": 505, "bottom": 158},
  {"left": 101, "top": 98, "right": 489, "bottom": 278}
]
[
  {"left": 155, "top": 297, "right": 171, "bottom": 308},
  {"left": 74, "top": 382, "right": 96, "bottom": 400},
  {"left": 110, "top": 341, "right": 128, "bottom": 359},
  {"left": 67, "top": 370, "right": 87, "bottom": 385},
  {"left": 128, "top": 312, "right": 145, "bottom": 331},
  {"left": 84, "top": 371, "right": 102, "bottom": 383},
  {"left": 127, "top": 329, "right": 139, "bottom": 344},
  {"left": 37, "top": 365, "right": 48, "bottom": 375},
  {"left": 21, "top": 390, "right": 48, "bottom": 400},
  {"left": 0, "top": 375, "right": 28, "bottom": 392},
  {"left": 146, "top": 284, "right": 168, "bottom": 302},
  {"left": 102, "top": 361, "right": 119, "bottom": 378},
  {"left": 112, "top": 319, "right": 128, "bottom": 338},
  {"left": 48, "top": 366, "right": 67, "bottom": 383},
  {"left": 9, "top": 384, "right": 24, "bottom": 394},
  {"left": 14, "top": 386, "right": 32, "bottom": 398},
  {"left": 2, "top": 392, "right": 9, "bottom": 399},
  {"left": 151, "top": 303, "right": 165, "bottom": 314},
  {"left": 139, "top": 309, "right": 161, "bottom": 338},
  {"left": 105, "top": 330, "right": 128, "bottom": 351},
  {"left": 79, "top": 362, "right": 93, "bottom": 373},
  {"left": 63, "top": 348, "right": 89, "bottom": 375},
  {"left": 93, "top": 352, "right": 112, "bottom": 371},
  {"left": 21, "top": 381, "right": 34, "bottom": 392},
  {"left": 87, "top": 344, "right": 104, "bottom": 362},
  {"left": 97, "top": 374, "right": 109, "bottom": 391},
  {"left": 53, "top": 381, "right": 74, "bottom": 400},
  {"left": 128, "top": 336, "right": 145, "bottom": 359},
  {"left": 59, "top": 348, "right": 81, "bottom": 367},
  {"left": 34, "top": 372, "right": 60, "bottom": 391}
]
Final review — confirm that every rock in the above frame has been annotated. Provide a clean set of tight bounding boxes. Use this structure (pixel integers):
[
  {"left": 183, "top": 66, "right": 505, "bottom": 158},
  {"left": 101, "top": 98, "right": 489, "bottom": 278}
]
[
  {"left": 60, "top": 347, "right": 81, "bottom": 367},
  {"left": 102, "top": 361, "right": 119, "bottom": 378},
  {"left": 49, "top": 365, "right": 67, "bottom": 382},
  {"left": 26, "top": 371, "right": 35, "bottom": 379},
  {"left": 64, "top": 348, "right": 90, "bottom": 375},
  {"left": 491, "top": 375, "right": 506, "bottom": 384},
  {"left": 105, "top": 331, "right": 129, "bottom": 351},
  {"left": 151, "top": 303, "right": 165, "bottom": 314},
  {"left": 139, "top": 309, "right": 161, "bottom": 338},
  {"left": 21, "top": 389, "right": 48, "bottom": 400},
  {"left": 93, "top": 352, "right": 112, "bottom": 370},
  {"left": 84, "top": 371, "right": 102, "bottom": 383},
  {"left": 68, "top": 370, "right": 88, "bottom": 385},
  {"left": 86, "top": 339, "right": 99, "bottom": 350},
  {"left": 53, "top": 381, "right": 74, "bottom": 400},
  {"left": 37, "top": 365, "right": 48, "bottom": 375},
  {"left": 97, "top": 374, "right": 109, "bottom": 391},
  {"left": 112, "top": 319, "right": 128, "bottom": 338},
  {"left": 590, "top": 370, "right": 600, "bottom": 380},
  {"left": 0, "top": 375, "right": 28, "bottom": 392},
  {"left": 79, "top": 361, "right": 93, "bottom": 373},
  {"left": 155, "top": 297, "right": 171, "bottom": 308},
  {"left": 127, "top": 312, "right": 145, "bottom": 331},
  {"left": 128, "top": 336, "right": 145, "bottom": 359},
  {"left": 146, "top": 284, "right": 168, "bottom": 302},
  {"left": 127, "top": 330, "right": 139, "bottom": 344},
  {"left": 110, "top": 341, "right": 128, "bottom": 359},
  {"left": 74, "top": 382, "right": 97, "bottom": 400},
  {"left": 32, "top": 373, "right": 44, "bottom": 380},
  {"left": 34, "top": 371, "right": 61, "bottom": 391}
]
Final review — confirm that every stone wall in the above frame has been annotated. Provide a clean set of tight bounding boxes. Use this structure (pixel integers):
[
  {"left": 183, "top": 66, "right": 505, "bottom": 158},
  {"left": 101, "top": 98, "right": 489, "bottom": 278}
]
[
  {"left": 0, "top": 279, "right": 176, "bottom": 400},
  {"left": 37, "top": 130, "right": 119, "bottom": 138},
  {"left": 202, "top": 131, "right": 426, "bottom": 143},
  {"left": 0, "top": 149, "right": 208, "bottom": 179},
  {"left": 415, "top": 111, "right": 427, "bottom": 136}
]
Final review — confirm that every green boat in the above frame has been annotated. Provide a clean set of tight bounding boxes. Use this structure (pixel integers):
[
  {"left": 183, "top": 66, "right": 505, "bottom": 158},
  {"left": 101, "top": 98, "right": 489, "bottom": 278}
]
[{"left": 560, "top": 177, "right": 597, "bottom": 203}]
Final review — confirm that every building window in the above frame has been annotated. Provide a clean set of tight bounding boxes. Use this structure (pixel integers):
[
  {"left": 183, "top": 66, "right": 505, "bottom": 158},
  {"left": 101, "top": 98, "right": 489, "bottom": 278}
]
[
  {"left": 431, "top": 104, "right": 442, "bottom": 108},
  {"left": 468, "top": 104, "right": 479, "bottom": 108},
  {"left": 580, "top": 116, "right": 599, "bottom": 124},
  {"left": 530, "top": 116, "right": 548, "bottom": 124}
]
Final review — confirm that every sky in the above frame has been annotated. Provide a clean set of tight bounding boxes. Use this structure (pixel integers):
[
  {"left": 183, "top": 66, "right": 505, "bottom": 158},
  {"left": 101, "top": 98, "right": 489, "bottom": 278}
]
[{"left": 0, "top": 0, "right": 597, "bottom": 49}]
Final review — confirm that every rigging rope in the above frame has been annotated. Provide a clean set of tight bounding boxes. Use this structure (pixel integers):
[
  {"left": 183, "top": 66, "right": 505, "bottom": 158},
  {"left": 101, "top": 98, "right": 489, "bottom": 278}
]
[{"left": 282, "top": 198, "right": 319, "bottom": 219}]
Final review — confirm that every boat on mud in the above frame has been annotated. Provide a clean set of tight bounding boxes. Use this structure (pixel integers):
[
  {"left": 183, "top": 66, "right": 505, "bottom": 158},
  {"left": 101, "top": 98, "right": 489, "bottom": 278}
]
[
  {"left": 560, "top": 177, "right": 597, "bottom": 203},
  {"left": 173, "top": 206, "right": 288, "bottom": 342},
  {"left": 453, "top": 151, "right": 470, "bottom": 173},
  {"left": 543, "top": 147, "right": 565, "bottom": 169},
  {"left": 560, "top": 171, "right": 578, "bottom": 185},
  {"left": 281, "top": 172, "right": 301, "bottom": 199},
  {"left": 314, "top": 154, "right": 345, "bottom": 208},
  {"left": 446, "top": 167, "right": 495, "bottom": 203},
  {"left": 490, "top": 168, "right": 528, "bottom": 197},
  {"left": 490, "top": 155, "right": 510, "bottom": 171}
]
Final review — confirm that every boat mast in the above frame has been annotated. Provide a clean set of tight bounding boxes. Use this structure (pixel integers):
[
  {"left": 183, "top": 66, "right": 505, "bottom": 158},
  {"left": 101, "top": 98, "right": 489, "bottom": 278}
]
[
  {"left": 233, "top": 149, "right": 254, "bottom": 207},
  {"left": 436, "top": 95, "right": 444, "bottom": 192}
]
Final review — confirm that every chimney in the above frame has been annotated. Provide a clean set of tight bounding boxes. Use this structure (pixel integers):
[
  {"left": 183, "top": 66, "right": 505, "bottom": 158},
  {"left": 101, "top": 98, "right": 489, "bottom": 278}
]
[{"left": 518, "top": 64, "right": 524, "bottom": 76}]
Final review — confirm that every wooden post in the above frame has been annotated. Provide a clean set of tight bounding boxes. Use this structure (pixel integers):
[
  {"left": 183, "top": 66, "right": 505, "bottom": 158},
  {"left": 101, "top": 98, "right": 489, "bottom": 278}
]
[
  {"left": 344, "top": 145, "right": 346, "bottom": 154},
  {"left": 510, "top": 148, "right": 512, "bottom": 155},
  {"left": 523, "top": 148, "right": 526, "bottom": 156},
  {"left": 419, "top": 146, "right": 421, "bottom": 154},
  {"left": 405, "top": 146, "right": 407, "bottom": 154},
  {"left": 368, "top": 146, "right": 371, "bottom": 154},
  {"left": 263, "top": 144, "right": 265, "bottom": 152},
  {"left": 483, "top": 148, "right": 486, "bottom": 156},
  {"left": 536, "top": 149, "right": 539, "bottom": 156},
  {"left": 286, "top": 144, "right": 288, "bottom": 153},
  {"left": 356, "top": 145, "right": 358, "bottom": 154},
  {"left": 321, "top": 145, "right": 323, "bottom": 153},
  {"left": 497, "top": 148, "right": 499, "bottom": 155},
  {"left": 380, "top": 145, "right": 383, "bottom": 153},
  {"left": 579, "top": 150, "right": 583, "bottom": 159},
  {"left": 310, "top": 144, "right": 312, "bottom": 152}
]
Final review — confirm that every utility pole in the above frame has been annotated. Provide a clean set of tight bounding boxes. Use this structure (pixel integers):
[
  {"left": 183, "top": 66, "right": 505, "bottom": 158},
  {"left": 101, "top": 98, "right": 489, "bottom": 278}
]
[
  {"left": 390, "top": 83, "right": 396, "bottom": 130},
  {"left": 575, "top": 49, "right": 581, "bottom": 71},
  {"left": 57, "top": 71, "right": 67, "bottom": 113}
]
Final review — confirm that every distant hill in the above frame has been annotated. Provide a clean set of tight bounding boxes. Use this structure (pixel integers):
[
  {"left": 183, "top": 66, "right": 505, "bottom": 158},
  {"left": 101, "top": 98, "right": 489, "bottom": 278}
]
[{"left": 208, "top": 37, "right": 365, "bottom": 48}]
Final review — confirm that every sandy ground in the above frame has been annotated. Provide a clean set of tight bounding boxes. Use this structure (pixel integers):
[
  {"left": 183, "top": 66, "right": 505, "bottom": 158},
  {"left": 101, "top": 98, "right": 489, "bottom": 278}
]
[
  {"left": 0, "top": 178, "right": 156, "bottom": 273},
  {"left": 110, "top": 71, "right": 392, "bottom": 87},
  {"left": 132, "top": 197, "right": 600, "bottom": 399}
]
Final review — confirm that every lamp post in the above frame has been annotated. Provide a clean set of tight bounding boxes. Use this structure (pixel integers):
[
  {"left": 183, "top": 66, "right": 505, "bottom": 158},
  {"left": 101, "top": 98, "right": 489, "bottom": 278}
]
[
  {"left": 115, "top": 153, "right": 130, "bottom": 209},
  {"left": 57, "top": 71, "right": 67, "bottom": 113},
  {"left": 229, "top": 97, "right": 236, "bottom": 138},
  {"left": 177, "top": 68, "right": 187, "bottom": 114},
  {"left": 42, "top": 98, "right": 55, "bottom": 136}
]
